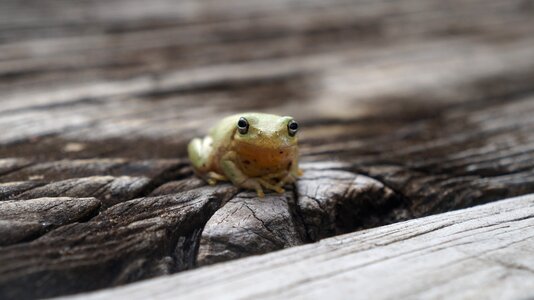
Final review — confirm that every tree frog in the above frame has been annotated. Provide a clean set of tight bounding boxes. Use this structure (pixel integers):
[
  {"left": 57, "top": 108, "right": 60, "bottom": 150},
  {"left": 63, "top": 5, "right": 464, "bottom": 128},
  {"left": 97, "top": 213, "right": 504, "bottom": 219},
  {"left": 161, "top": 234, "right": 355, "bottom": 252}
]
[{"left": 188, "top": 113, "right": 302, "bottom": 197}]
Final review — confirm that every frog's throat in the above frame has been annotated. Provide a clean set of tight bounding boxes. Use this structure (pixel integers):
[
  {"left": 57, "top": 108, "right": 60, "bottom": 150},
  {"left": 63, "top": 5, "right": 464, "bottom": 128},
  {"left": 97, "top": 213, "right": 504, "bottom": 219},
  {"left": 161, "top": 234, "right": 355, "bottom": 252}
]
[{"left": 235, "top": 141, "right": 296, "bottom": 169}]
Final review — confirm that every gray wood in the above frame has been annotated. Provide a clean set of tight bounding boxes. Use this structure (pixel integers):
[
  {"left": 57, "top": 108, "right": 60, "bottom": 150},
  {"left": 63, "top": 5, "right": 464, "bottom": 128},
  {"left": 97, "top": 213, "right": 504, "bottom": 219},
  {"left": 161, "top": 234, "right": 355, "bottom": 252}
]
[
  {"left": 296, "top": 168, "right": 401, "bottom": 241},
  {"left": 1, "top": 0, "right": 534, "bottom": 298},
  {"left": 0, "top": 197, "right": 100, "bottom": 246},
  {"left": 63, "top": 193, "right": 534, "bottom": 300},
  {"left": 197, "top": 190, "right": 304, "bottom": 266},
  {"left": 0, "top": 186, "right": 237, "bottom": 300}
]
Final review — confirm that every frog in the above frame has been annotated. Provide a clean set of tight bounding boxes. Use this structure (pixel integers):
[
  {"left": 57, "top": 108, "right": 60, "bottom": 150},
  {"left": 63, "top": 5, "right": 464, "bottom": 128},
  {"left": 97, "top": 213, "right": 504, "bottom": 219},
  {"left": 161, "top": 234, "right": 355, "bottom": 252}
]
[{"left": 188, "top": 112, "right": 302, "bottom": 197}]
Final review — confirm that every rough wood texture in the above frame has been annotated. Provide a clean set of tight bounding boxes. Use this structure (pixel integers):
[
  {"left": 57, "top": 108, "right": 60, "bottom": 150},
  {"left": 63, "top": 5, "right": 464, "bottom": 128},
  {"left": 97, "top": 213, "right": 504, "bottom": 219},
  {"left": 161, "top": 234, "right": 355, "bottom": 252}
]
[
  {"left": 197, "top": 191, "right": 304, "bottom": 266},
  {"left": 1, "top": 0, "right": 534, "bottom": 298},
  {"left": 0, "top": 186, "right": 236, "bottom": 300},
  {"left": 0, "top": 197, "right": 100, "bottom": 246},
  {"left": 64, "top": 194, "right": 534, "bottom": 300},
  {"left": 296, "top": 166, "right": 401, "bottom": 241}
]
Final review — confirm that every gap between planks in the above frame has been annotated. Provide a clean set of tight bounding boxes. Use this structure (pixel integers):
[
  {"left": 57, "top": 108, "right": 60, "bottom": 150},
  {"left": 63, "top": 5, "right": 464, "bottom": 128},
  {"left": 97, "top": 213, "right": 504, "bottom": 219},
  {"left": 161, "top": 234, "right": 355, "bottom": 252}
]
[{"left": 61, "top": 193, "right": 534, "bottom": 300}]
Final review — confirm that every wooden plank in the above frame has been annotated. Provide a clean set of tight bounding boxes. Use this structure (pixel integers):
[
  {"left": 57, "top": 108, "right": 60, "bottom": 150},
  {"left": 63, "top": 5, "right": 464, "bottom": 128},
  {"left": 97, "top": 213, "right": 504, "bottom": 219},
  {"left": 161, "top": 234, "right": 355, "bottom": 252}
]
[
  {"left": 1, "top": 0, "right": 534, "bottom": 298},
  {"left": 0, "top": 197, "right": 100, "bottom": 246},
  {"left": 64, "top": 193, "right": 534, "bottom": 300},
  {"left": 0, "top": 186, "right": 237, "bottom": 300}
]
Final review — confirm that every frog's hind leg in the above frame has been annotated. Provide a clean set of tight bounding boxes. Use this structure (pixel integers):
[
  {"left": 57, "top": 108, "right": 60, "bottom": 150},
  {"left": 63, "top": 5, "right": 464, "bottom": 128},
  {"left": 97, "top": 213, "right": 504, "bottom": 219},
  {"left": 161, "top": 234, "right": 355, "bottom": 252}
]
[
  {"left": 189, "top": 138, "right": 226, "bottom": 185},
  {"left": 206, "top": 171, "right": 228, "bottom": 185},
  {"left": 188, "top": 136, "right": 213, "bottom": 172}
]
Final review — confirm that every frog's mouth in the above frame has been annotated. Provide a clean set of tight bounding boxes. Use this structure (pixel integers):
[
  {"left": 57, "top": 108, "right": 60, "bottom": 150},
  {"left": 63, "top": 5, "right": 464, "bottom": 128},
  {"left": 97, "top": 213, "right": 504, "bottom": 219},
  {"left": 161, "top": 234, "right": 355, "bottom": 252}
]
[{"left": 234, "top": 139, "right": 297, "bottom": 153}]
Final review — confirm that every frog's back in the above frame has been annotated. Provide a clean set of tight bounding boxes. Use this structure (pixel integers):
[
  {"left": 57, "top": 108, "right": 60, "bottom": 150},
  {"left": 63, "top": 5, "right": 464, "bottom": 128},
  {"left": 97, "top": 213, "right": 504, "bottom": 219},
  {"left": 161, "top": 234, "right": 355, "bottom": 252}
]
[{"left": 208, "top": 114, "right": 240, "bottom": 150}]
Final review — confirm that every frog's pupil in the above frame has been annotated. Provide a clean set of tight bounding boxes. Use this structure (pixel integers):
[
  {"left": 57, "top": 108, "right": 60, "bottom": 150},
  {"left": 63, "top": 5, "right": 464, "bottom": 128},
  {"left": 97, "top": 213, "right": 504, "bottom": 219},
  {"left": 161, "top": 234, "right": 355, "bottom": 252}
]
[
  {"left": 288, "top": 120, "right": 299, "bottom": 136},
  {"left": 237, "top": 117, "right": 249, "bottom": 134},
  {"left": 238, "top": 119, "right": 247, "bottom": 128}
]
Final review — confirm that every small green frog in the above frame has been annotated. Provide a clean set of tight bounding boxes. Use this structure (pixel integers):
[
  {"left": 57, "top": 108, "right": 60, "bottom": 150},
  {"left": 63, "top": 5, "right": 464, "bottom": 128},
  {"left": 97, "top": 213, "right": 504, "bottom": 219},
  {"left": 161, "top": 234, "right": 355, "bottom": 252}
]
[{"left": 188, "top": 112, "right": 302, "bottom": 197}]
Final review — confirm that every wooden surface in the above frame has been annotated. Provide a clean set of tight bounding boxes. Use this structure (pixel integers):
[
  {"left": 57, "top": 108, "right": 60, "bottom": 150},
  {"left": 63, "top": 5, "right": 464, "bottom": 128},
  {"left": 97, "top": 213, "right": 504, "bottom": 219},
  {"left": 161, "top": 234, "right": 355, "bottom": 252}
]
[
  {"left": 1, "top": 0, "right": 534, "bottom": 298},
  {"left": 63, "top": 193, "right": 534, "bottom": 300}
]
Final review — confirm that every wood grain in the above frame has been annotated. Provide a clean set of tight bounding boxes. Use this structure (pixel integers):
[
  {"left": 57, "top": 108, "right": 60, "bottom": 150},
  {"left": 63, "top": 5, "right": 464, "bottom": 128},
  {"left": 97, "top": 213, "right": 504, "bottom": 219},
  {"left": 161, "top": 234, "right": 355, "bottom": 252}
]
[
  {"left": 0, "top": 197, "right": 100, "bottom": 246},
  {"left": 0, "top": 186, "right": 237, "bottom": 300},
  {"left": 197, "top": 190, "right": 305, "bottom": 266},
  {"left": 63, "top": 193, "right": 534, "bottom": 300},
  {"left": 1, "top": 0, "right": 534, "bottom": 298}
]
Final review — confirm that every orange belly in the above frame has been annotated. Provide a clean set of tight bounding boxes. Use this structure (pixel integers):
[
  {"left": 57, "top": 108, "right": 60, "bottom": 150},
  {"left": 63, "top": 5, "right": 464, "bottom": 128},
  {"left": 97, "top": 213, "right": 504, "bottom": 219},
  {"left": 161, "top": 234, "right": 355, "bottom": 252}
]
[{"left": 235, "top": 143, "right": 296, "bottom": 178}]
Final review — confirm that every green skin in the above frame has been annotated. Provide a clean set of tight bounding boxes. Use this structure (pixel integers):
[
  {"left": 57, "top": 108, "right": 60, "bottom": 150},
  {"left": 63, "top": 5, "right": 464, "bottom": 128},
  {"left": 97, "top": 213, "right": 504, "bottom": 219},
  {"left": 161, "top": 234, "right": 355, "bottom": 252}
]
[{"left": 188, "top": 113, "right": 301, "bottom": 197}]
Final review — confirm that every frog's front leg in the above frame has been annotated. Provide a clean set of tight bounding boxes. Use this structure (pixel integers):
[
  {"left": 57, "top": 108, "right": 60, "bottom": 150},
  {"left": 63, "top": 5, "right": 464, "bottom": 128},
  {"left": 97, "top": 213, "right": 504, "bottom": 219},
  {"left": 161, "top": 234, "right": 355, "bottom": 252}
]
[
  {"left": 276, "top": 158, "right": 302, "bottom": 188},
  {"left": 220, "top": 151, "right": 283, "bottom": 198}
]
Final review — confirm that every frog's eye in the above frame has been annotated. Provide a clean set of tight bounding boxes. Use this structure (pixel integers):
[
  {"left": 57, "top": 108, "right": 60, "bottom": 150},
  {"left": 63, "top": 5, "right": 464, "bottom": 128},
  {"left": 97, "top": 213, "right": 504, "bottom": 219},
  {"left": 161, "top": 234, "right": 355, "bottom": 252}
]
[
  {"left": 237, "top": 117, "right": 249, "bottom": 134},
  {"left": 288, "top": 120, "right": 299, "bottom": 137}
]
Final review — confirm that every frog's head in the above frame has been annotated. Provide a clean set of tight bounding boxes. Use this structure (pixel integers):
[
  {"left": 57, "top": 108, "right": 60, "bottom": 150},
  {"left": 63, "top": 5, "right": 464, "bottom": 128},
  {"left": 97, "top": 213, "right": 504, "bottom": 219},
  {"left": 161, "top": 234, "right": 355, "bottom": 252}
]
[
  {"left": 231, "top": 113, "right": 299, "bottom": 176},
  {"left": 232, "top": 113, "right": 299, "bottom": 150}
]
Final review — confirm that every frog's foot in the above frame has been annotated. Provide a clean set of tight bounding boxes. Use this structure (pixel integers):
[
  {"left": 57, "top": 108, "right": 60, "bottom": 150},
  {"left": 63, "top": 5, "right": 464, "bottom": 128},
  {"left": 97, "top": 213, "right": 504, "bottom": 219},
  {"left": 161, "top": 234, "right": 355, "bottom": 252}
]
[
  {"left": 207, "top": 172, "right": 227, "bottom": 185},
  {"left": 258, "top": 178, "right": 285, "bottom": 194},
  {"left": 238, "top": 177, "right": 286, "bottom": 197},
  {"left": 238, "top": 178, "right": 265, "bottom": 198},
  {"left": 276, "top": 173, "right": 298, "bottom": 188}
]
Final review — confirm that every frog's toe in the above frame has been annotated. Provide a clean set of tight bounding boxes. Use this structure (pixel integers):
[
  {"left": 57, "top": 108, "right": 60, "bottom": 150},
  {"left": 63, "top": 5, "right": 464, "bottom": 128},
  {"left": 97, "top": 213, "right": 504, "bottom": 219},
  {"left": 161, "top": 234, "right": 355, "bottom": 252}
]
[
  {"left": 271, "top": 186, "right": 285, "bottom": 194},
  {"left": 276, "top": 174, "right": 297, "bottom": 187},
  {"left": 239, "top": 178, "right": 265, "bottom": 198},
  {"left": 258, "top": 178, "right": 285, "bottom": 194},
  {"left": 274, "top": 184, "right": 286, "bottom": 193}
]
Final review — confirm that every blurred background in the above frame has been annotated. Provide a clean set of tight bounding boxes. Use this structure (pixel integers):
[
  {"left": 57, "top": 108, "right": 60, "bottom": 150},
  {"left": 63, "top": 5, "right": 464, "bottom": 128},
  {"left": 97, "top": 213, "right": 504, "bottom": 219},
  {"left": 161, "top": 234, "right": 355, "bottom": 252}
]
[{"left": 2, "top": 0, "right": 534, "bottom": 161}]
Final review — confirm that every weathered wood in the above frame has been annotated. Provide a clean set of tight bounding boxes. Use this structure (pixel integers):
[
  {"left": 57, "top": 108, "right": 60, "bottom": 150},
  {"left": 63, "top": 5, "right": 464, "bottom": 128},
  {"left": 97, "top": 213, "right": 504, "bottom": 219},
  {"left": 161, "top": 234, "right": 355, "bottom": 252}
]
[
  {"left": 0, "top": 159, "right": 189, "bottom": 206},
  {"left": 149, "top": 177, "right": 206, "bottom": 196},
  {"left": 64, "top": 193, "right": 534, "bottom": 300},
  {"left": 196, "top": 166, "right": 403, "bottom": 266},
  {"left": 0, "top": 197, "right": 100, "bottom": 246},
  {"left": 1, "top": 0, "right": 534, "bottom": 298},
  {"left": 296, "top": 167, "right": 402, "bottom": 241},
  {"left": 11, "top": 176, "right": 149, "bottom": 205},
  {"left": 0, "top": 186, "right": 236, "bottom": 300},
  {"left": 197, "top": 190, "right": 304, "bottom": 266}
]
